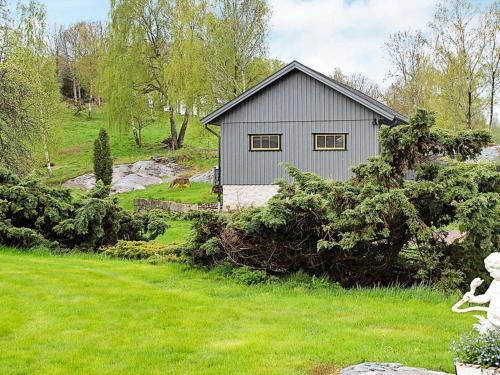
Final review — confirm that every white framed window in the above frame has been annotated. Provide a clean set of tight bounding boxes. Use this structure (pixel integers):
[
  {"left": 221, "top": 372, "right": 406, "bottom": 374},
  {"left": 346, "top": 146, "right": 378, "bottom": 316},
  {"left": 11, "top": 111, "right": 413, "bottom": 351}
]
[
  {"left": 314, "top": 133, "right": 347, "bottom": 151},
  {"left": 249, "top": 134, "right": 281, "bottom": 151}
]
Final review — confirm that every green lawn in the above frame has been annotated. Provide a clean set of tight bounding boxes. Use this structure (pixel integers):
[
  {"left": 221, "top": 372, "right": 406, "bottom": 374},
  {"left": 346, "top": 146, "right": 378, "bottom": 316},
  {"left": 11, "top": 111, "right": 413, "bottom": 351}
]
[
  {"left": 0, "top": 248, "right": 472, "bottom": 375},
  {"left": 115, "top": 182, "right": 214, "bottom": 247},
  {"left": 155, "top": 219, "right": 193, "bottom": 247},
  {"left": 117, "top": 182, "right": 217, "bottom": 211},
  {"left": 48, "top": 107, "right": 218, "bottom": 185}
]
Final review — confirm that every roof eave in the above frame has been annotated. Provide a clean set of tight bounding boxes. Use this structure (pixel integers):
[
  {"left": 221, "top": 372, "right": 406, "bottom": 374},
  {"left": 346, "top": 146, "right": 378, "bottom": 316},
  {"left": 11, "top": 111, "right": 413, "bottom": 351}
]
[
  {"left": 201, "top": 62, "right": 298, "bottom": 125},
  {"left": 201, "top": 60, "right": 406, "bottom": 125}
]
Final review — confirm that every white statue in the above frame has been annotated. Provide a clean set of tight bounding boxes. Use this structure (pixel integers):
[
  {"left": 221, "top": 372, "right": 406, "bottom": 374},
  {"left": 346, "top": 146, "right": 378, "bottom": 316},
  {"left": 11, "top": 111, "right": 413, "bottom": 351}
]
[{"left": 452, "top": 252, "right": 500, "bottom": 334}]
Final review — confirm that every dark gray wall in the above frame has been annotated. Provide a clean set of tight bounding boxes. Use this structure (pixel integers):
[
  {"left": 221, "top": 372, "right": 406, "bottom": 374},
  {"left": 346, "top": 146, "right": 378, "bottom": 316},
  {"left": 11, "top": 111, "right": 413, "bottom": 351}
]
[{"left": 216, "top": 69, "right": 382, "bottom": 185}]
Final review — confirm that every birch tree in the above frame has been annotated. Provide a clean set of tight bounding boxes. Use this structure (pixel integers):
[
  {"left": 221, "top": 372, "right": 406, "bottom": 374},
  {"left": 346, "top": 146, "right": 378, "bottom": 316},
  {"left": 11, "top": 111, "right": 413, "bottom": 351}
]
[
  {"left": 482, "top": 2, "right": 500, "bottom": 129},
  {"left": 429, "top": 0, "right": 489, "bottom": 129},
  {"left": 17, "top": 0, "right": 62, "bottom": 177},
  {"left": 206, "top": 0, "right": 271, "bottom": 102},
  {"left": 383, "top": 30, "right": 436, "bottom": 114},
  {"left": 330, "top": 67, "right": 383, "bottom": 100},
  {"left": 0, "top": 0, "right": 61, "bottom": 176}
]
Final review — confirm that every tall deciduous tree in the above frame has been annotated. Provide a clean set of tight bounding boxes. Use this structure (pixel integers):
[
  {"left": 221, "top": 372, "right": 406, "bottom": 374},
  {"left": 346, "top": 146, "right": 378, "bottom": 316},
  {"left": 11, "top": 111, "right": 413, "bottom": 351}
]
[
  {"left": 0, "top": 0, "right": 61, "bottom": 176},
  {"left": 106, "top": 0, "right": 181, "bottom": 148},
  {"left": 17, "top": 0, "right": 62, "bottom": 177},
  {"left": 166, "top": 0, "right": 209, "bottom": 149},
  {"left": 55, "top": 21, "right": 106, "bottom": 117},
  {"left": 482, "top": 2, "right": 500, "bottom": 129},
  {"left": 383, "top": 30, "right": 435, "bottom": 115},
  {"left": 206, "top": 0, "right": 271, "bottom": 102},
  {"left": 330, "top": 67, "right": 383, "bottom": 100},
  {"left": 429, "top": 0, "right": 489, "bottom": 129}
]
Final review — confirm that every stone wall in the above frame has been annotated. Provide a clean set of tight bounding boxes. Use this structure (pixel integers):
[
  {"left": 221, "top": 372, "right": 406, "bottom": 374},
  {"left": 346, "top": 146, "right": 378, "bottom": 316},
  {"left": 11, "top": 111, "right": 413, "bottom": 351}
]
[
  {"left": 223, "top": 185, "right": 279, "bottom": 210},
  {"left": 133, "top": 199, "right": 219, "bottom": 213}
]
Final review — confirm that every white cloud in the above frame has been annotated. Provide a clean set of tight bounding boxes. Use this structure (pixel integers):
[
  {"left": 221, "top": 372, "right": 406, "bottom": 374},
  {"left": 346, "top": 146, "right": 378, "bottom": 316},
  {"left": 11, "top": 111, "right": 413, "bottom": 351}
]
[{"left": 268, "top": 0, "right": 438, "bottom": 87}]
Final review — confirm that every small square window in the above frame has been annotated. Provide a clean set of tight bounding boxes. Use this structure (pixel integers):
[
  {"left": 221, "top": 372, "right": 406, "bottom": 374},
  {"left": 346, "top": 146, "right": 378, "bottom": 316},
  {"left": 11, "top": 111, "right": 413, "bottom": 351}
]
[
  {"left": 334, "top": 135, "right": 345, "bottom": 149},
  {"left": 250, "top": 134, "right": 281, "bottom": 151},
  {"left": 252, "top": 137, "right": 261, "bottom": 149},
  {"left": 314, "top": 133, "right": 347, "bottom": 150},
  {"left": 270, "top": 135, "right": 279, "bottom": 149},
  {"left": 262, "top": 135, "right": 270, "bottom": 149},
  {"left": 317, "top": 135, "right": 325, "bottom": 148},
  {"left": 326, "top": 135, "right": 335, "bottom": 148}
]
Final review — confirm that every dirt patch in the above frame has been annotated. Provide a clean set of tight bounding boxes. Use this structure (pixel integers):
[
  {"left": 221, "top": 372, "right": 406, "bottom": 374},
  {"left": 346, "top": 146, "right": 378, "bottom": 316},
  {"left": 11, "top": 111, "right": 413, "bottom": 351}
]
[
  {"left": 59, "top": 146, "right": 82, "bottom": 155},
  {"left": 308, "top": 364, "right": 340, "bottom": 375}
]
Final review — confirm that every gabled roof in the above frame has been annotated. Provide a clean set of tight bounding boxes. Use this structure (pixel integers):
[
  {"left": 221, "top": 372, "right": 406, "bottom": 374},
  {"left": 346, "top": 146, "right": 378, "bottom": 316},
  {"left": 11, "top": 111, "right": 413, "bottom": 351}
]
[{"left": 202, "top": 60, "right": 408, "bottom": 125}]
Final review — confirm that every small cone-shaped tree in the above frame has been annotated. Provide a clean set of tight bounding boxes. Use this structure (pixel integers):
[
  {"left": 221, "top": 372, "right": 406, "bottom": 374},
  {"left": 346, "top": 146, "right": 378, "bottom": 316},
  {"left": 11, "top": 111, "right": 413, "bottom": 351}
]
[{"left": 93, "top": 128, "right": 113, "bottom": 186}]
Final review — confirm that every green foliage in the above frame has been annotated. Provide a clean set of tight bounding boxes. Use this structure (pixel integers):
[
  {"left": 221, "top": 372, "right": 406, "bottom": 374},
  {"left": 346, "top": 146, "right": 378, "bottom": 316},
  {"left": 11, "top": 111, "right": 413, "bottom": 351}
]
[
  {"left": 182, "top": 210, "right": 227, "bottom": 264},
  {"left": 0, "top": 1, "right": 62, "bottom": 175},
  {"left": 451, "top": 329, "right": 500, "bottom": 368},
  {"left": 44, "top": 106, "right": 217, "bottom": 185},
  {"left": 100, "top": 240, "right": 178, "bottom": 262},
  {"left": 0, "top": 170, "right": 167, "bottom": 250},
  {"left": 228, "top": 266, "right": 269, "bottom": 285},
  {"left": 185, "top": 109, "right": 497, "bottom": 289},
  {"left": 93, "top": 128, "right": 113, "bottom": 185}
]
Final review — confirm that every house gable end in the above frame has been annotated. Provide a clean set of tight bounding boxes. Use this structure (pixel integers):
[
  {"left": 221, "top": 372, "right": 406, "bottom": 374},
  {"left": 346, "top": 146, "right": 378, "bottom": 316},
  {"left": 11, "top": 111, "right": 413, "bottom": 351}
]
[
  {"left": 212, "top": 69, "right": 382, "bottom": 126},
  {"left": 202, "top": 61, "right": 407, "bottom": 125}
]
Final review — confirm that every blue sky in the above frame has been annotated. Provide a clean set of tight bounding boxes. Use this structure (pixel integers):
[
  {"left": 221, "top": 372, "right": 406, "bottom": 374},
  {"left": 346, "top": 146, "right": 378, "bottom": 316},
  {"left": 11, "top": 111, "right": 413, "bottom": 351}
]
[
  {"left": 6, "top": 0, "right": 110, "bottom": 25},
  {"left": 6, "top": 0, "right": 495, "bottom": 88}
]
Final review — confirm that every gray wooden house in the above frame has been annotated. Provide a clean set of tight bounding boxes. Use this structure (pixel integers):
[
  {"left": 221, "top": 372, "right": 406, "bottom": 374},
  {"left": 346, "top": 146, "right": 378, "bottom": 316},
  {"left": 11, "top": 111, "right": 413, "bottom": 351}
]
[{"left": 202, "top": 61, "right": 407, "bottom": 209}]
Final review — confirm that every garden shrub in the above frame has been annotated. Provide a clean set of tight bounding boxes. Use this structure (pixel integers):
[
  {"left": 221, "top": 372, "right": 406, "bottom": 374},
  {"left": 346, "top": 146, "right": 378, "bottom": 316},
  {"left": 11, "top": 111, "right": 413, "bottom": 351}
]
[
  {"left": 182, "top": 210, "right": 227, "bottom": 264},
  {"left": 93, "top": 128, "right": 113, "bottom": 185},
  {"left": 0, "top": 173, "right": 168, "bottom": 250},
  {"left": 229, "top": 266, "right": 269, "bottom": 285},
  {"left": 100, "top": 240, "right": 178, "bottom": 262},
  {"left": 184, "top": 109, "right": 498, "bottom": 289},
  {"left": 451, "top": 329, "right": 500, "bottom": 368}
]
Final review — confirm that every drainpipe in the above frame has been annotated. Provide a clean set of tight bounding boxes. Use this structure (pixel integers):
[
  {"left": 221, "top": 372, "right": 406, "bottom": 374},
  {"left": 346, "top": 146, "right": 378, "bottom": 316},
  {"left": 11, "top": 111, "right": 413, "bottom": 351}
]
[{"left": 204, "top": 123, "right": 222, "bottom": 210}]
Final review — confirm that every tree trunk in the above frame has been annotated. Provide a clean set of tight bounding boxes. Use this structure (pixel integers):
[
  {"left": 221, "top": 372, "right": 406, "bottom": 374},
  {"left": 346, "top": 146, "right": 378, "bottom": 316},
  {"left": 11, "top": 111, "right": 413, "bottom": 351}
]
[
  {"left": 489, "top": 71, "right": 496, "bottom": 129},
  {"left": 467, "top": 88, "right": 472, "bottom": 129},
  {"left": 130, "top": 114, "right": 141, "bottom": 147},
  {"left": 177, "top": 112, "right": 189, "bottom": 148},
  {"left": 169, "top": 110, "right": 179, "bottom": 150},
  {"left": 43, "top": 133, "right": 53, "bottom": 178},
  {"left": 88, "top": 87, "right": 93, "bottom": 119},
  {"left": 72, "top": 79, "right": 78, "bottom": 105}
]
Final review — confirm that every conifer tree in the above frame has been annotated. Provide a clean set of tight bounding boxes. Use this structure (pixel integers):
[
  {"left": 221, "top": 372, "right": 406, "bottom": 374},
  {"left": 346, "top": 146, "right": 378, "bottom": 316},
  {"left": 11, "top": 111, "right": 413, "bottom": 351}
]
[{"left": 93, "top": 128, "right": 112, "bottom": 185}]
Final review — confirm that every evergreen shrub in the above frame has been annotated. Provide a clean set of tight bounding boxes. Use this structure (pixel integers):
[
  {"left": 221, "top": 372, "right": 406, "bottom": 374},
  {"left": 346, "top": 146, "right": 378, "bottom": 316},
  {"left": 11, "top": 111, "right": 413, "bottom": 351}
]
[{"left": 183, "top": 109, "right": 498, "bottom": 289}]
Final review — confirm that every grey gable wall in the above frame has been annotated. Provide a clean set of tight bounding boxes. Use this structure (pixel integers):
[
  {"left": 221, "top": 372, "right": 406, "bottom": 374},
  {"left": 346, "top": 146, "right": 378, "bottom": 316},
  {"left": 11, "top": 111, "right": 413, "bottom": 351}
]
[{"left": 215, "top": 69, "right": 383, "bottom": 185}]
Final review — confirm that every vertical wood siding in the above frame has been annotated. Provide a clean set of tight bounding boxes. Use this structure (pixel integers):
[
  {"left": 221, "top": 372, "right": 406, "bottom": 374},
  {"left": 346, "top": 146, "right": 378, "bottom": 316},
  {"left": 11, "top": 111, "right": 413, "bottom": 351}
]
[{"left": 217, "top": 70, "right": 382, "bottom": 185}]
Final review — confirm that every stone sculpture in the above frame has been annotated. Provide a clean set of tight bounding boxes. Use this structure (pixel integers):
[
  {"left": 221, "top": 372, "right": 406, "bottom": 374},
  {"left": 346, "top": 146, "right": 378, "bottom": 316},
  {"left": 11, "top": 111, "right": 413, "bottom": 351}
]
[{"left": 452, "top": 252, "right": 500, "bottom": 334}]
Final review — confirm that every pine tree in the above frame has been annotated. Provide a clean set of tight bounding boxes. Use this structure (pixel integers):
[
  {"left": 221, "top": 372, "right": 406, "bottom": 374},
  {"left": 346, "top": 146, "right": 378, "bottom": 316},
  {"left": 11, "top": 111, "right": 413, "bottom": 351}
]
[{"left": 93, "top": 128, "right": 112, "bottom": 185}]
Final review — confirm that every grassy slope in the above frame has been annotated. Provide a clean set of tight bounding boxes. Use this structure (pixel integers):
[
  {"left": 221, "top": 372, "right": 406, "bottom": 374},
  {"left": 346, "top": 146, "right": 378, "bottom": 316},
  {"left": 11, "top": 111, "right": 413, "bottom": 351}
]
[
  {"left": 49, "top": 107, "right": 218, "bottom": 185},
  {"left": 117, "top": 182, "right": 216, "bottom": 211},
  {"left": 49, "top": 107, "right": 216, "bottom": 247},
  {"left": 0, "top": 248, "right": 471, "bottom": 375},
  {"left": 155, "top": 219, "right": 193, "bottom": 247}
]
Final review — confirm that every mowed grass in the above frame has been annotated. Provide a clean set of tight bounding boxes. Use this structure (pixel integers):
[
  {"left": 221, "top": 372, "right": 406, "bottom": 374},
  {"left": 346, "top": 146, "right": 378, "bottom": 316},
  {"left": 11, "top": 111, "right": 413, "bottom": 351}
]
[
  {"left": 117, "top": 182, "right": 217, "bottom": 211},
  {"left": 155, "top": 219, "right": 193, "bottom": 247},
  {"left": 0, "top": 248, "right": 472, "bottom": 375},
  {"left": 48, "top": 107, "right": 218, "bottom": 185},
  {"left": 115, "top": 182, "right": 214, "bottom": 247}
]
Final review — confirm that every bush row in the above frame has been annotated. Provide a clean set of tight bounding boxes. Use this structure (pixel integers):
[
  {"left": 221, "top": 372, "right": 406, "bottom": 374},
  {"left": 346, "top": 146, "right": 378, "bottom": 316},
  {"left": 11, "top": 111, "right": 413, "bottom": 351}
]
[
  {"left": 183, "top": 109, "right": 498, "bottom": 290},
  {"left": 0, "top": 171, "right": 168, "bottom": 250}
]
